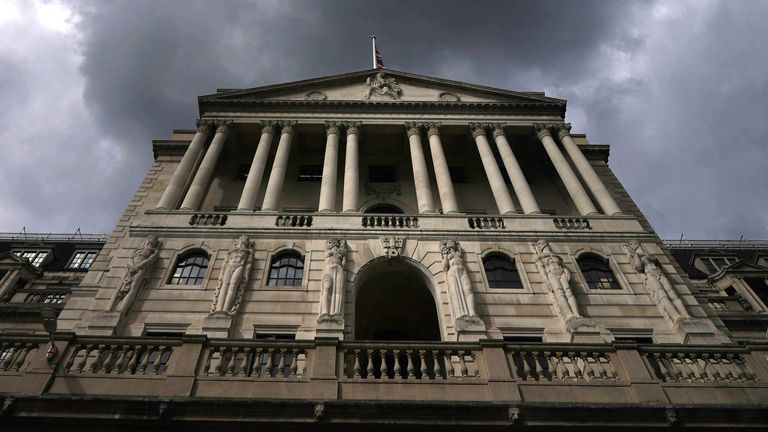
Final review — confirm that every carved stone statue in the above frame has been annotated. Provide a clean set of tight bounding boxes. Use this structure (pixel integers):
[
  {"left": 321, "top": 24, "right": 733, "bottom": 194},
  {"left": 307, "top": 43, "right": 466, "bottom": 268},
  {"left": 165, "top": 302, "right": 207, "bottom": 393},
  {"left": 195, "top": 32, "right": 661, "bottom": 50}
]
[
  {"left": 108, "top": 235, "right": 161, "bottom": 313},
  {"left": 380, "top": 236, "right": 405, "bottom": 259},
  {"left": 441, "top": 240, "right": 479, "bottom": 321},
  {"left": 624, "top": 240, "right": 690, "bottom": 323},
  {"left": 211, "top": 236, "right": 254, "bottom": 315},
  {"left": 531, "top": 240, "right": 588, "bottom": 327},
  {"left": 319, "top": 239, "right": 347, "bottom": 321},
  {"left": 363, "top": 72, "right": 402, "bottom": 100}
]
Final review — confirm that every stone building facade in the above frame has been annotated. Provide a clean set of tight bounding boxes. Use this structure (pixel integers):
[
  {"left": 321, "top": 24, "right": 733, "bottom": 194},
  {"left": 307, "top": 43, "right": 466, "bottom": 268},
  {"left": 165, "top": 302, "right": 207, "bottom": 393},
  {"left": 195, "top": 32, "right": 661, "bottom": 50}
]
[{"left": 1, "top": 70, "right": 767, "bottom": 430}]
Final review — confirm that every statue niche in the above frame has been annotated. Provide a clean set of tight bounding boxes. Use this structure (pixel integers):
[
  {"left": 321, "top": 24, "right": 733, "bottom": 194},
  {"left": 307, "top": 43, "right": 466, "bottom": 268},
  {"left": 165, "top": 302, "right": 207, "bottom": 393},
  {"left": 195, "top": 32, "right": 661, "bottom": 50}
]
[
  {"left": 108, "top": 235, "right": 161, "bottom": 313},
  {"left": 441, "top": 240, "right": 480, "bottom": 324},
  {"left": 211, "top": 236, "right": 254, "bottom": 316},
  {"left": 318, "top": 239, "right": 347, "bottom": 322}
]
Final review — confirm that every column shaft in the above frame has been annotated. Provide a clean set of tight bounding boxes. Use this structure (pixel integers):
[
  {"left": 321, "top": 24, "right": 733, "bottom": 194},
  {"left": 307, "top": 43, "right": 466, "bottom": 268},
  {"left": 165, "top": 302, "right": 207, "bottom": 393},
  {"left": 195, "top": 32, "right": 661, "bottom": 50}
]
[
  {"left": 535, "top": 124, "right": 598, "bottom": 215},
  {"left": 426, "top": 123, "right": 459, "bottom": 213},
  {"left": 179, "top": 121, "right": 231, "bottom": 211},
  {"left": 492, "top": 125, "right": 541, "bottom": 214},
  {"left": 261, "top": 121, "right": 296, "bottom": 212},
  {"left": 342, "top": 122, "right": 361, "bottom": 212},
  {"left": 318, "top": 122, "right": 340, "bottom": 212},
  {"left": 406, "top": 123, "right": 436, "bottom": 214},
  {"left": 236, "top": 122, "right": 276, "bottom": 211},
  {"left": 156, "top": 120, "right": 210, "bottom": 210},
  {"left": 557, "top": 125, "right": 622, "bottom": 215},
  {"left": 470, "top": 123, "right": 516, "bottom": 214}
]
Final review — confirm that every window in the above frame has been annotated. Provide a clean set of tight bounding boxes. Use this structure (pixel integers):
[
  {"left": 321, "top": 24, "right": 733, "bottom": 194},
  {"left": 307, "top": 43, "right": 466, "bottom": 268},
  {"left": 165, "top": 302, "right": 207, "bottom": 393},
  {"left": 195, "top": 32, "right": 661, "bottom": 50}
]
[
  {"left": 483, "top": 253, "right": 522, "bottom": 288},
  {"left": 70, "top": 251, "right": 97, "bottom": 270},
  {"left": 42, "top": 292, "right": 68, "bottom": 304},
  {"left": 298, "top": 165, "right": 323, "bottom": 182},
  {"left": 744, "top": 277, "right": 768, "bottom": 305},
  {"left": 448, "top": 166, "right": 467, "bottom": 183},
  {"left": 267, "top": 252, "right": 304, "bottom": 286},
  {"left": 169, "top": 252, "right": 209, "bottom": 285},
  {"left": 577, "top": 254, "right": 621, "bottom": 289},
  {"left": 13, "top": 250, "right": 48, "bottom": 267},
  {"left": 368, "top": 165, "right": 396, "bottom": 183},
  {"left": 698, "top": 256, "right": 738, "bottom": 274}
]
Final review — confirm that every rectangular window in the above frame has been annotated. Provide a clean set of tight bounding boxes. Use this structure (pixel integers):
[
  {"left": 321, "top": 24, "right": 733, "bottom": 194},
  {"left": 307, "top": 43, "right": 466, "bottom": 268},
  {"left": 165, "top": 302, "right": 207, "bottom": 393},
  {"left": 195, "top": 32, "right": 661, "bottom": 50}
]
[
  {"left": 448, "top": 166, "right": 467, "bottom": 183},
  {"left": 298, "top": 165, "right": 323, "bottom": 182},
  {"left": 12, "top": 250, "right": 48, "bottom": 267},
  {"left": 745, "top": 277, "right": 768, "bottom": 305},
  {"left": 368, "top": 165, "right": 396, "bottom": 183},
  {"left": 70, "top": 251, "right": 97, "bottom": 270}
]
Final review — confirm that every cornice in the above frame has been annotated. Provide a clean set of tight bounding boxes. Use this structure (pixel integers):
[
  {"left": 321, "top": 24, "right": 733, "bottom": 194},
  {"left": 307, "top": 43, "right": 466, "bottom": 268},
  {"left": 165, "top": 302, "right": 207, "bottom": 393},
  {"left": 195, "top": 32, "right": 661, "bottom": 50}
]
[
  {"left": 578, "top": 144, "right": 610, "bottom": 162},
  {"left": 153, "top": 140, "right": 189, "bottom": 159}
]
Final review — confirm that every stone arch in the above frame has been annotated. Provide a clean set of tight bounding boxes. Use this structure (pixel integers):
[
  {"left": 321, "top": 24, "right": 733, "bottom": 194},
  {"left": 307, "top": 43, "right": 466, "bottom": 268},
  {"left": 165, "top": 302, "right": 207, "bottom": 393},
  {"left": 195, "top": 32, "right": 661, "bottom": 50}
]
[{"left": 350, "top": 255, "right": 445, "bottom": 341}]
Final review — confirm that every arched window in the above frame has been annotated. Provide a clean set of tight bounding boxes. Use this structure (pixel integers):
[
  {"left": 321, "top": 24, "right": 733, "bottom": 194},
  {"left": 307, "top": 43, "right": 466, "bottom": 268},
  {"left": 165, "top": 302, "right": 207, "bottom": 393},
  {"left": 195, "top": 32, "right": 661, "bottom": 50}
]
[
  {"left": 577, "top": 254, "right": 620, "bottom": 289},
  {"left": 483, "top": 253, "right": 522, "bottom": 289},
  {"left": 268, "top": 252, "right": 304, "bottom": 286},
  {"left": 169, "top": 252, "right": 209, "bottom": 285}
]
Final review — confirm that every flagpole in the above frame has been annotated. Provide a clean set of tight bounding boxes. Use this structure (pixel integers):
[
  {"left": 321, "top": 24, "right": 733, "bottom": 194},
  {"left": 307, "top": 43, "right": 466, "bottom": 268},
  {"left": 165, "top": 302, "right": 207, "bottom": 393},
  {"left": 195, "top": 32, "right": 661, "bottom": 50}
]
[{"left": 371, "top": 35, "right": 376, "bottom": 69}]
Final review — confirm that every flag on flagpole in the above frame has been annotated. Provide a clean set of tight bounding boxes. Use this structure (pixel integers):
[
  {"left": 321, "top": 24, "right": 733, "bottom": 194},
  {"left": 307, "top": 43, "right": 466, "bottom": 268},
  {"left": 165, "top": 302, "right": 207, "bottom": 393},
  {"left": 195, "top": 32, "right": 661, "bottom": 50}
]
[{"left": 371, "top": 35, "right": 385, "bottom": 69}]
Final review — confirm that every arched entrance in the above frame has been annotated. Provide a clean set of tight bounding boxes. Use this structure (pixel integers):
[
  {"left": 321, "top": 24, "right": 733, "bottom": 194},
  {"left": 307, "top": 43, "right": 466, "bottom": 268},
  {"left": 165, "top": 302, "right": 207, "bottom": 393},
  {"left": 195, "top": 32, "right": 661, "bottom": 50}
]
[{"left": 353, "top": 257, "right": 441, "bottom": 341}]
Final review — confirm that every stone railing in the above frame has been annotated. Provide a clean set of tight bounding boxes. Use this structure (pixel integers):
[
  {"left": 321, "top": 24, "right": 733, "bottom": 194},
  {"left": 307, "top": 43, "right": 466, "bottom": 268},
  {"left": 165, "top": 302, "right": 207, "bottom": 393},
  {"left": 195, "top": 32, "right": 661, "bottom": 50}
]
[
  {"left": 200, "top": 341, "right": 309, "bottom": 379},
  {"left": 361, "top": 215, "right": 419, "bottom": 229},
  {"left": 467, "top": 217, "right": 505, "bottom": 230},
  {"left": 64, "top": 342, "right": 174, "bottom": 375},
  {"left": 642, "top": 348, "right": 757, "bottom": 383},
  {"left": 275, "top": 214, "right": 313, "bottom": 228},
  {"left": 189, "top": 213, "right": 228, "bottom": 226},
  {"left": 506, "top": 347, "right": 617, "bottom": 382},
  {"left": 0, "top": 341, "right": 38, "bottom": 372},
  {"left": 340, "top": 342, "right": 480, "bottom": 380},
  {"left": 553, "top": 217, "right": 592, "bottom": 230}
]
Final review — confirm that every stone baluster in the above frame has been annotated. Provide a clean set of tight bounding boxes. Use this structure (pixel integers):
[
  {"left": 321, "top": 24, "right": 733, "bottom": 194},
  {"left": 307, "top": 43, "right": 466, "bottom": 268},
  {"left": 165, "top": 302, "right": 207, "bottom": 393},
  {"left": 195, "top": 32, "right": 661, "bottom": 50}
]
[
  {"left": 419, "top": 350, "right": 428, "bottom": 379},
  {"left": 276, "top": 349, "right": 287, "bottom": 377},
  {"left": 11, "top": 343, "right": 32, "bottom": 371},
  {"left": 237, "top": 121, "right": 276, "bottom": 211},
  {"left": 379, "top": 349, "right": 389, "bottom": 379},
  {"left": 318, "top": 121, "right": 341, "bottom": 212},
  {"left": 393, "top": 349, "right": 402, "bottom": 379},
  {"left": 109, "top": 346, "right": 128, "bottom": 374},
  {"left": 406, "top": 350, "right": 416, "bottom": 379},
  {"left": 470, "top": 123, "right": 517, "bottom": 214},
  {"left": 264, "top": 348, "right": 275, "bottom": 377},
  {"left": 555, "top": 123, "right": 622, "bottom": 215},
  {"left": 405, "top": 122, "right": 436, "bottom": 213},
  {"left": 445, "top": 352, "right": 455, "bottom": 378},
  {"left": 342, "top": 122, "right": 361, "bottom": 212},
  {"left": 491, "top": 124, "right": 541, "bottom": 214},
  {"left": 126, "top": 346, "right": 141, "bottom": 374},
  {"left": 180, "top": 120, "right": 232, "bottom": 210},
  {"left": 532, "top": 351, "right": 544, "bottom": 379},
  {"left": 425, "top": 122, "right": 459, "bottom": 213},
  {"left": 353, "top": 349, "right": 362, "bottom": 378},
  {"left": 225, "top": 347, "right": 237, "bottom": 376},
  {"left": 251, "top": 348, "right": 264, "bottom": 377},
  {"left": 520, "top": 351, "right": 532, "bottom": 379},
  {"left": 459, "top": 351, "right": 469, "bottom": 377},
  {"left": 290, "top": 349, "right": 300, "bottom": 377},
  {"left": 156, "top": 120, "right": 211, "bottom": 210},
  {"left": 238, "top": 348, "right": 251, "bottom": 377},
  {"left": 366, "top": 350, "right": 375, "bottom": 379},
  {"left": 432, "top": 351, "right": 443, "bottom": 380},
  {"left": 151, "top": 346, "right": 168, "bottom": 374},
  {"left": 261, "top": 121, "right": 297, "bottom": 211}
]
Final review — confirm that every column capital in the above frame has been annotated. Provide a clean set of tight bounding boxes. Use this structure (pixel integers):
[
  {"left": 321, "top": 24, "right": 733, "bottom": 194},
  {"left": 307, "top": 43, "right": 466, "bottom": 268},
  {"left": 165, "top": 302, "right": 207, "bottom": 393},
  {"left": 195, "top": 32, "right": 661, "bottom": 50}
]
[
  {"left": 344, "top": 121, "right": 361, "bottom": 135},
  {"left": 469, "top": 122, "right": 487, "bottom": 138},
  {"left": 214, "top": 120, "right": 233, "bottom": 134},
  {"left": 325, "top": 121, "right": 340, "bottom": 136},
  {"left": 424, "top": 122, "right": 441, "bottom": 137},
  {"left": 490, "top": 123, "right": 507, "bottom": 138},
  {"left": 280, "top": 120, "right": 297, "bottom": 135},
  {"left": 554, "top": 122, "right": 573, "bottom": 139},
  {"left": 405, "top": 122, "right": 422, "bottom": 137},
  {"left": 195, "top": 119, "right": 213, "bottom": 133},
  {"left": 259, "top": 120, "right": 277, "bottom": 135},
  {"left": 533, "top": 123, "right": 552, "bottom": 140}
]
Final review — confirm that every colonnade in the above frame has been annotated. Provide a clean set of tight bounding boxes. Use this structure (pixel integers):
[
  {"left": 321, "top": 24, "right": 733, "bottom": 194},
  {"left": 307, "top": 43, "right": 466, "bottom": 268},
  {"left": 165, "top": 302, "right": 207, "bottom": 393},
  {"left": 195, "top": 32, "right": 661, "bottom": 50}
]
[{"left": 155, "top": 119, "right": 621, "bottom": 216}]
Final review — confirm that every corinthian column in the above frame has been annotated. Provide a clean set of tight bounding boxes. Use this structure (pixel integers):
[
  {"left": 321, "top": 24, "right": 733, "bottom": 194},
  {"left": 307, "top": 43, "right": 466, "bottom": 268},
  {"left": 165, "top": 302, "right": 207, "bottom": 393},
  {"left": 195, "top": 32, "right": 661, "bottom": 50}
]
[
  {"left": 425, "top": 122, "right": 459, "bottom": 213},
  {"left": 470, "top": 123, "right": 516, "bottom": 214},
  {"left": 237, "top": 121, "right": 276, "bottom": 211},
  {"left": 491, "top": 124, "right": 541, "bottom": 214},
  {"left": 180, "top": 120, "right": 231, "bottom": 211},
  {"left": 405, "top": 122, "right": 436, "bottom": 214},
  {"left": 342, "top": 122, "right": 361, "bottom": 212},
  {"left": 555, "top": 123, "right": 622, "bottom": 215},
  {"left": 261, "top": 121, "right": 296, "bottom": 212},
  {"left": 534, "top": 123, "right": 598, "bottom": 215},
  {"left": 156, "top": 120, "right": 211, "bottom": 210},
  {"left": 318, "top": 121, "right": 340, "bottom": 212}
]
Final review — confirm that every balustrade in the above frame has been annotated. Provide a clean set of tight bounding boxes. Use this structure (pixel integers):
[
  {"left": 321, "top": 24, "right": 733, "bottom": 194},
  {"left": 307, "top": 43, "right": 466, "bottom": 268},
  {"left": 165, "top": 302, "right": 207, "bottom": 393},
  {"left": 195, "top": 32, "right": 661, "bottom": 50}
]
[
  {"left": 341, "top": 343, "right": 479, "bottom": 380},
  {"left": 189, "top": 213, "right": 228, "bottom": 226},
  {"left": 64, "top": 343, "right": 173, "bottom": 375},
  {"left": 643, "top": 350, "right": 757, "bottom": 383},
  {"left": 361, "top": 215, "right": 419, "bottom": 229},
  {"left": 553, "top": 217, "right": 592, "bottom": 230},
  {"left": 275, "top": 214, "right": 313, "bottom": 228},
  {"left": 0, "top": 341, "right": 38, "bottom": 372},
  {"left": 201, "top": 342, "right": 307, "bottom": 379},
  {"left": 507, "top": 348, "right": 616, "bottom": 382},
  {"left": 467, "top": 217, "right": 506, "bottom": 230}
]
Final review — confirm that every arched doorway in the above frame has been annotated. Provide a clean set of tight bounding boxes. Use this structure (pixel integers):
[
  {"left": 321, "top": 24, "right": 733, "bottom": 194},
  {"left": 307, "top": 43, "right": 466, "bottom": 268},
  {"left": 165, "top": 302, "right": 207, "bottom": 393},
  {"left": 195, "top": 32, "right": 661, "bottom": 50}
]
[{"left": 354, "top": 257, "right": 441, "bottom": 341}]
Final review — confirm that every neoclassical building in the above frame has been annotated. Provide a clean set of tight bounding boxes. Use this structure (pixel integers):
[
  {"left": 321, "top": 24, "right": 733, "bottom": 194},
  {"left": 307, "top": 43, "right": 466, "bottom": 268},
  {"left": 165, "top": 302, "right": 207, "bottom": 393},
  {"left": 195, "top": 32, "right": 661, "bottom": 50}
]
[{"left": 1, "top": 70, "right": 767, "bottom": 430}]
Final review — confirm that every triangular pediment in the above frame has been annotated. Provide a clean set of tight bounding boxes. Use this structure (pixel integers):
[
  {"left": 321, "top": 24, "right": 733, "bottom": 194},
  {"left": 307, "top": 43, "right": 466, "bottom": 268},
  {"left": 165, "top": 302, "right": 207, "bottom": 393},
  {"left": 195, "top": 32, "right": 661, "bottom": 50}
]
[
  {"left": 200, "top": 69, "right": 564, "bottom": 106},
  {"left": 721, "top": 260, "right": 768, "bottom": 274}
]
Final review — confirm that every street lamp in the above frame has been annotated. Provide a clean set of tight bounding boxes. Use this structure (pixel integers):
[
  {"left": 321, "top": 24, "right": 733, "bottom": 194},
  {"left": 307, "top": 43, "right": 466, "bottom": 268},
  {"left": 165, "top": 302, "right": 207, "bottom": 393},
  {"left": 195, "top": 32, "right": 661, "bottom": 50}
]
[{"left": 40, "top": 307, "right": 58, "bottom": 362}]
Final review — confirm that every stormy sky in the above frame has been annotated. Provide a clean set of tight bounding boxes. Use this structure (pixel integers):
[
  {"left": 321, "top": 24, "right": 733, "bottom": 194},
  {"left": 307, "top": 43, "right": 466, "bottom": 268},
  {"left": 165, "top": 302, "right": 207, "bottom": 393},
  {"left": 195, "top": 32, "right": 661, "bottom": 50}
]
[{"left": 0, "top": 0, "right": 766, "bottom": 240}]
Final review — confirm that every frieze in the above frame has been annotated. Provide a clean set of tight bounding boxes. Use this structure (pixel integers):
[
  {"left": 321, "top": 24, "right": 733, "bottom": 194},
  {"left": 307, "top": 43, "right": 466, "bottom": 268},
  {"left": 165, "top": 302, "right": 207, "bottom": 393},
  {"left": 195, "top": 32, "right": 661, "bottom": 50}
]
[{"left": 364, "top": 183, "right": 402, "bottom": 201}]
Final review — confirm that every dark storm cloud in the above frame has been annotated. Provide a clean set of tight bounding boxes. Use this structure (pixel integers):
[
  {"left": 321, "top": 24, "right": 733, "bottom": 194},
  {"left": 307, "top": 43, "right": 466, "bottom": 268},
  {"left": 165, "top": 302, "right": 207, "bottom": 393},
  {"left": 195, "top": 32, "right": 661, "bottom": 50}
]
[{"left": 1, "top": 0, "right": 766, "bottom": 239}]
